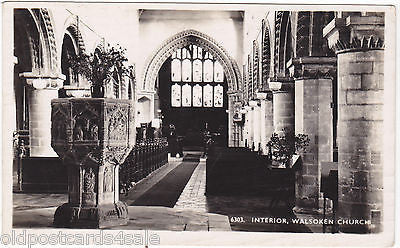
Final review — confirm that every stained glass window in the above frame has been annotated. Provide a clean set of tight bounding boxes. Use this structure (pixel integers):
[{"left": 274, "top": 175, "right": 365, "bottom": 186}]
[
  {"left": 182, "top": 59, "right": 192, "bottom": 82},
  {"left": 193, "top": 59, "right": 202, "bottom": 82},
  {"left": 214, "top": 61, "right": 224, "bottom": 82},
  {"left": 171, "top": 59, "right": 181, "bottom": 82},
  {"left": 192, "top": 45, "right": 198, "bottom": 59},
  {"left": 182, "top": 47, "right": 188, "bottom": 59},
  {"left": 204, "top": 84, "right": 213, "bottom": 107},
  {"left": 171, "top": 83, "right": 181, "bottom": 107},
  {"left": 197, "top": 47, "right": 203, "bottom": 59},
  {"left": 214, "top": 84, "right": 223, "bottom": 107},
  {"left": 169, "top": 45, "right": 225, "bottom": 108},
  {"left": 193, "top": 84, "right": 202, "bottom": 107},
  {"left": 204, "top": 59, "right": 213, "bottom": 82},
  {"left": 182, "top": 83, "right": 192, "bottom": 107}
]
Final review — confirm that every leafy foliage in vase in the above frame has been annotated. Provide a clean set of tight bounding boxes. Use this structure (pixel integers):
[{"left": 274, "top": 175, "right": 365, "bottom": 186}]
[
  {"left": 267, "top": 128, "right": 310, "bottom": 168},
  {"left": 68, "top": 44, "right": 134, "bottom": 97}
]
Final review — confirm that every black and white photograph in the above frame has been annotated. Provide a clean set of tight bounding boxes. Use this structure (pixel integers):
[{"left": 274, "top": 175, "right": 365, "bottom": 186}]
[{"left": 1, "top": 1, "right": 397, "bottom": 247}]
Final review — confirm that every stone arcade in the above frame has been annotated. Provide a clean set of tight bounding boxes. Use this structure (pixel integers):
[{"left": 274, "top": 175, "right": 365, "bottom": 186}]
[{"left": 6, "top": 5, "right": 387, "bottom": 233}]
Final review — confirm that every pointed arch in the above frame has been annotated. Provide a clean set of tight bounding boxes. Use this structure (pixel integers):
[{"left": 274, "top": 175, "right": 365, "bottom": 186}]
[
  {"left": 261, "top": 18, "right": 272, "bottom": 91},
  {"left": 31, "top": 8, "right": 58, "bottom": 73},
  {"left": 274, "top": 11, "right": 292, "bottom": 77},
  {"left": 142, "top": 29, "right": 242, "bottom": 92},
  {"left": 252, "top": 40, "right": 260, "bottom": 89},
  {"left": 14, "top": 8, "right": 58, "bottom": 74},
  {"left": 66, "top": 23, "right": 86, "bottom": 54}
]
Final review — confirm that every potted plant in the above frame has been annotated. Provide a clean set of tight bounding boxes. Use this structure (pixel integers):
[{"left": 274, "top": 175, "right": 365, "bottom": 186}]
[
  {"left": 267, "top": 128, "right": 310, "bottom": 168},
  {"left": 68, "top": 44, "right": 134, "bottom": 98}
]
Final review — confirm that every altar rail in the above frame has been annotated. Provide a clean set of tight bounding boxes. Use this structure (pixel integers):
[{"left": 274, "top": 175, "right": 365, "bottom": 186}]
[{"left": 119, "top": 138, "right": 168, "bottom": 193}]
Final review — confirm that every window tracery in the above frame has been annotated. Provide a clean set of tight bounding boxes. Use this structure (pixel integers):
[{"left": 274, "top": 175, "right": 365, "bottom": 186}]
[{"left": 170, "top": 44, "right": 225, "bottom": 108}]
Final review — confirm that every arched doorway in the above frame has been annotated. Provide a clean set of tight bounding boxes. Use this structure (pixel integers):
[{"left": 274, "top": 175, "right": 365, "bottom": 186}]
[{"left": 141, "top": 29, "right": 242, "bottom": 148}]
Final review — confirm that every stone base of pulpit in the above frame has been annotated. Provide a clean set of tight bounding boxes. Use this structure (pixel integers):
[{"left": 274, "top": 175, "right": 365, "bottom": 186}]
[{"left": 54, "top": 201, "right": 128, "bottom": 228}]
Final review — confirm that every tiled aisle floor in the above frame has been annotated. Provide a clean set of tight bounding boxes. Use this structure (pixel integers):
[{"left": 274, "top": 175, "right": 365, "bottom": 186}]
[
  {"left": 174, "top": 161, "right": 207, "bottom": 212},
  {"left": 12, "top": 158, "right": 231, "bottom": 231}
]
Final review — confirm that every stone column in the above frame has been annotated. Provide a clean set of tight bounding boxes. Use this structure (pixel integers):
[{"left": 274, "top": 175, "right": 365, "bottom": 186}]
[
  {"left": 242, "top": 106, "right": 250, "bottom": 148},
  {"left": 245, "top": 106, "right": 254, "bottom": 149},
  {"left": 227, "top": 92, "right": 242, "bottom": 147},
  {"left": 249, "top": 100, "right": 260, "bottom": 152},
  {"left": 269, "top": 80, "right": 295, "bottom": 135},
  {"left": 257, "top": 92, "right": 274, "bottom": 155},
  {"left": 20, "top": 72, "right": 65, "bottom": 157},
  {"left": 288, "top": 57, "right": 336, "bottom": 214},
  {"left": 324, "top": 13, "right": 384, "bottom": 233}
]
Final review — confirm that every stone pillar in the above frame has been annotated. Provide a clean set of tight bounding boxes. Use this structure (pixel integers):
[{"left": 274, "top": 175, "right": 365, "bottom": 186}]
[
  {"left": 324, "top": 13, "right": 384, "bottom": 233},
  {"left": 257, "top": 92, "right": 273, "bottom": 155},
  {"left": 249, "top": 100, "right": 260, "bottom": 152},
  {"left": 227, "top": 92, "right": 241, "bottom": 147},
  {"left": 288, "top": 57, "right": 336, "bottom": 214},
  {"left": 245, "top": 106, "right": 254, "bottom": 149},
  {"left": 269, "top": 80, "right": 295, "bottom": 135},
  {"left": 227, "top": 93, "right": 234, "bottom": 147},
  {"left": 20, "top": 72, "right": 65, "bottom": 157},
  {"left": 243, "top": 106, "right": 250, "bottom": 148}
]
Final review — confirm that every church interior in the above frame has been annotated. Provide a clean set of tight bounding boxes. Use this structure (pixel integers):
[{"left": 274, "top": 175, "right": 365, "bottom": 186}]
[{"left": 3, "top": 3, "right": 392, "bottom": 236}]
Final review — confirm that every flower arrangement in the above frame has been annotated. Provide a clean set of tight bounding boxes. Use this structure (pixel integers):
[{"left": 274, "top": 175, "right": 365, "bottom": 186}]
[
  {"left": 267, "top": 128, "right": 310, "bottom": 168},
  {"left": 68, "top": 44, "right": 134, "bottom": 97}
]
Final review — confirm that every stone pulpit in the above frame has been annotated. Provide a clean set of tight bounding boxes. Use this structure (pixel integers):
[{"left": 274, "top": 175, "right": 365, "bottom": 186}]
[{"left": 51, "top": 98, "right": 135, "bottom": 228}]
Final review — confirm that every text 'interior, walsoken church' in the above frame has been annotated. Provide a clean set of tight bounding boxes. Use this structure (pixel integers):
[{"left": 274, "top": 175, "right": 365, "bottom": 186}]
[{"left": 3, "top": 3, "right": 394, "bottom": 239}]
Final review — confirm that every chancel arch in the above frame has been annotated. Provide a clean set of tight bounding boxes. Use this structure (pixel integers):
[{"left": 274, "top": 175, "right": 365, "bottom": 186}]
[
  {"left": 142, "top": 29, "right": 241, "bottom": 93},
  {"left": 141, "top": 30, "right": 242, "bottom": 148}
]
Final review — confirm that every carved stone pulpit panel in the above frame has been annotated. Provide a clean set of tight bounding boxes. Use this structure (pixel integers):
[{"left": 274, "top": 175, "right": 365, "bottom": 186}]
[{"left": 51, "top": 98, "right": 135, "bottom": 228}]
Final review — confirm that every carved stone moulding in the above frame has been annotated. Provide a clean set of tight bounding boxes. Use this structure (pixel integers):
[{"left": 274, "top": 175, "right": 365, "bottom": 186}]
[
  {"left": 53, "top": 201, "right": 128, "bottom": 229},
  {"left": 255, "top": 91, "right": 273, "bottom": 101},
  {"left": 287, "top": 57, "right": 337, "bottom": 80},
  {"left": 333, "top": 36, "right": 384, "bottom": 54},
  {"left": 142, "top": 29, "right": 242, "bottom": 93},
  {"left": 51, "top": 98, "right": 135, "bottom": 228},
  {"left": 20, "top": 72, "right": 66, "bottom": 90},
  {"left": 268, "top": 77, "right": 295, "bottom": 92},
  {"left": 323, "top": 15, "right": 385, "bottom": 54}
]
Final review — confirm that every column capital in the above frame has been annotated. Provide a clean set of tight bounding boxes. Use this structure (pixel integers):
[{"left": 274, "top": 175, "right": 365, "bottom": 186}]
[
  {"left": 268, "top": 79, "right": 294, "bottom": 93},
  {"left": 248, "top": 100, "right": 259, "bottom": 107},
  {"left": 255, "top": 91, "right": 273, "bottom": 101},
  {"left": 323, "top": 15, "right": 385, "bottom": 54},
  {"left": 19, "top": 72, "right": 65, "bottom": 90},
  {"left": 287, "top": 57, "right": 337, "bottom": 80},
  {"left": 227, "top": 90, "right": 241, "bottom": 96}
]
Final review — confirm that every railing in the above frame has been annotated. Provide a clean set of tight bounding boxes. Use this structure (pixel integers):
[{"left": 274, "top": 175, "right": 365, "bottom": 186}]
[
  {"left": 13, "top": 130, "right": 30, "bottom": 192},
  {"left": 119, "top": 137, "right": 168, "bottom": 193}
]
